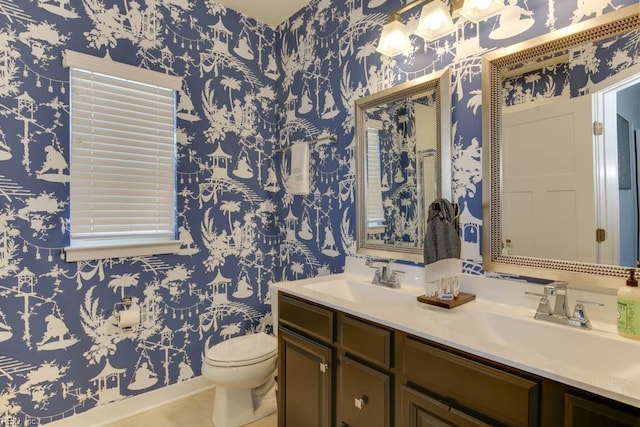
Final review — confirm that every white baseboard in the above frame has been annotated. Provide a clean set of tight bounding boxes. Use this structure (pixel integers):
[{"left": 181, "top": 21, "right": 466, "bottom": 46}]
[{"left": 47, "top": 376, "right": 214, "bottom": 427}]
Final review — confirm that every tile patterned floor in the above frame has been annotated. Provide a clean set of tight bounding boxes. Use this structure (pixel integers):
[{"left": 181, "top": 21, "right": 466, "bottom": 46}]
[{"left": 104, "top": 388, "right": 277, "bottom": 427}]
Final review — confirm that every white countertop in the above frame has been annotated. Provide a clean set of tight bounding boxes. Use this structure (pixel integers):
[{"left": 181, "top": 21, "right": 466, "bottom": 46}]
[{"left": 271, "top": 257, "right": 640, "bottom": 408}]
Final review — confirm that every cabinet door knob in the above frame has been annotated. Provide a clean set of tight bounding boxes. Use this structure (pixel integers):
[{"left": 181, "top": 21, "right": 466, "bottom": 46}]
[
  {"left": 319, "top": 362, "right": 328, "bottom": 373},
  {"left": 354, "top": 395, "right": 368, "bottom": 409}
]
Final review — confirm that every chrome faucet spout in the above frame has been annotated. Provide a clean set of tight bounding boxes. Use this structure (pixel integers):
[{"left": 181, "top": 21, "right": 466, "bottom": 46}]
[
  {"left": 545, "top": 281, "right": 569, "bottom": 317},
  {"left": 365, "top": 257, "right": 404, "bottom": 288}
]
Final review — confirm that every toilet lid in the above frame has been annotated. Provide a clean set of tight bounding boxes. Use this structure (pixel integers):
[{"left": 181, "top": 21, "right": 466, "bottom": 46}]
[{"left": 205, "top": 332, "right": 277, "bottom": 367}]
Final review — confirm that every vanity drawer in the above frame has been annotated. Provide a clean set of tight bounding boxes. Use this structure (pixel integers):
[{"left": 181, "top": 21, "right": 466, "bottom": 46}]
[
  {"left": 564, "top": 393, "right": 640, "bottom": 426},
  {"left": 337, "top": 355, "right": 391, "bottom": 427},
  {"left": 339, "top": 314, "right": 392, "bottom": 369},
  {"left": 402, "top": 337, "right": 539, "bottom": 427},
  {"left": 278, "top": 293, "right": 334, "bottom": 343}
]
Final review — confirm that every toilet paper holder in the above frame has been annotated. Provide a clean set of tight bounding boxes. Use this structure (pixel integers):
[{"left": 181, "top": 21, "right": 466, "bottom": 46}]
[
  {"left": 113, "top": 297, "right": 139, "bottom": 329},
  {"left": 113, "top": 297, "right": 132, "bottom": 316}
]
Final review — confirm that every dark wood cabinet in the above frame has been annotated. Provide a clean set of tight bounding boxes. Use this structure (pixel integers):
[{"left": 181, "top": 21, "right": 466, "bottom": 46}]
[
  {"left": 276, "top": 291, "right": 640, "bottom": 427},
  {"left": 339, "top": 314, "right": 392, "bottom": 369},
  {"left": 564, "top": 393, "right": 640, "bottom": 427},
  {"left": 277, "top": 294, "right": 335, "bottom": 427},
  {"left": 278, "top": 327, "right": 332, "bottom": 427},
  {"left": 336, "top": 313, "right": 394, "bottom": 427},
  {"left": 337, "top": 355, "right": 391, "bottom": 427},
  {"left": 402, "top": 336, "right": 539, "bottom": 426},
  {"left": 400, "top": 385, "right": 493, "bottom": 427},
  {"left": 278, "top": 293, "right": 334, "bottom": 343}
]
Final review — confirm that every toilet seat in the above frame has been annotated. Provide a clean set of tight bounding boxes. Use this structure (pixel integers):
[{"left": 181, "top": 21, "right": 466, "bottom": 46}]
[{"left": 205, "top": 332, "right": 277, "bottom": 367}]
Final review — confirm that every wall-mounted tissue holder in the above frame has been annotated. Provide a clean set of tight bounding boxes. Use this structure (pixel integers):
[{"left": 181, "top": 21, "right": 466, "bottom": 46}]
[{"left": 113, "top": 297, "right": 140, "bottom": 329}]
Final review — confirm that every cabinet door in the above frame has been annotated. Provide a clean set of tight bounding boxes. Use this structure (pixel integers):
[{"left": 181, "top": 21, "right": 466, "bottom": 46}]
[
  {"left": 403, "top": 337, "right": 539, "bottom": 426},
  {"left": 278, "top": 327, "right": 332, "bottom": 427},
  {"left": 337, "top": 355, "right": 391, "bottom": 427},
  {"left": 400, "top": 386, "right": 493, "bottom": 427},
  {"left": 564, "top": 394, "right": 640, "bottom": 427}
]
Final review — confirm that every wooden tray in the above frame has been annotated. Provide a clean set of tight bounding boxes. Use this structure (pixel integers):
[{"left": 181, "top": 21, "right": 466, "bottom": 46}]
[{"left": 417, "top": 292, "right": 476, "bottom": 309}]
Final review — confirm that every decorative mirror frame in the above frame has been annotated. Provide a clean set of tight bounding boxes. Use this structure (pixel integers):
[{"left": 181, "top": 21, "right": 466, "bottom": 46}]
[
  {"left": 482, "top": 5, "right": 640, "bottom": 288},
  {"left": 356, "top": 68, "right": 451, "bottom": 263}
]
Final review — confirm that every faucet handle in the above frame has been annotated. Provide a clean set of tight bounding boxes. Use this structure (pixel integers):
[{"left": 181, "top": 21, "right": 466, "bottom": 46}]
[
  {"left": 572, "top": 300, "right": 603, "bottom": 328},
  {"left": 365, "top": 257, "right": 388, "bottom": 267},
  {"left": 575, "top": 299, "right": 604, "bottom": 307},
  {"left": 524, "top": 291, "right": 547, "bottom": 298},
  {"left": 524, "top": 291, "right": 552, "bottom": 315},
  {"left": 389, "top": 270, "right": 405, "bottom": 286},
  {"left": 573, "top": 300, "right": 604, "bottom": 321}
]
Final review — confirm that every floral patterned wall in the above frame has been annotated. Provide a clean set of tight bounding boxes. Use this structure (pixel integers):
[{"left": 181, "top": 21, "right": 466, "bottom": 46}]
[
  {"left": 503, "top": 29, "right": 640, "bottom": 106},
  {"left": 276, "top": 0, "right": 640, "bottom": 280},
  {"left": 0, "top": 0, "right": 638, "bottom": 425},
  {"left": 0, "top": 0, "right": 280, "bottom": 424}
]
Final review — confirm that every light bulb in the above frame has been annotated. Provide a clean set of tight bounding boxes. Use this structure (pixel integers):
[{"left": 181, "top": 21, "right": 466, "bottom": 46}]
[
  {"left": 425, "top": 13, "right": 445, "bottom": 30},
  {"left": 386, "top": 29, "right": 408, "bottom": 47},
  {"left": 460, "top": 0, "right": 505, "bottom": 22},
  {"left": 415, "top": 1, "right": 455, "bottom": 41},
  {"left": 376, "top": 18, "right": 412, "bottom": 57},
  {"left": 474, "top": 0, "right": 493, "bottom": 10}
]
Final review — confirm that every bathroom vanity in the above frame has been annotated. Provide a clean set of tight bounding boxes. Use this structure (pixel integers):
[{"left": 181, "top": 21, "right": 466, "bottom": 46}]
[{"left": 273, "top": 259, "right": 640, "bottom": 427}]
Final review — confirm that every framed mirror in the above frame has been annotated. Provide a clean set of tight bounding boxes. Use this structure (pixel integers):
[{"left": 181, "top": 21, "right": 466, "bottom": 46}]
[
  {"left": 355, "top": 69, "right": 451, "bottom": 263},
  {"left": 482, "top": 5, "right": 640, "bottom": 288}
]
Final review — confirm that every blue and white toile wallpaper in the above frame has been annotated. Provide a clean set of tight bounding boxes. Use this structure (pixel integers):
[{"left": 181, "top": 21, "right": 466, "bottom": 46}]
[
  {"left": 0, "top": 0, "right": 638, "bottom": 424},
  {"left": 503, "top": 29, "right": 640, "bottom": 106}
]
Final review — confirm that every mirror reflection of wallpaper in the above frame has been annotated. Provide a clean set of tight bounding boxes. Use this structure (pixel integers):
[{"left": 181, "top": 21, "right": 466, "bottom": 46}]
[
  {"left": 0, "top": 0, "right": 637, "bottom": 424},
  {"left": 365, "top": 92, "right": 436, "bottom": 246},
  {"left": 502, "top": 29, "right": 640, "bottom": 106}
]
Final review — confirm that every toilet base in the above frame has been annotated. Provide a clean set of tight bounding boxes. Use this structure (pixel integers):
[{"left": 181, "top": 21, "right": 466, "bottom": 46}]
[{"left": 211, "top": 380, "right": 276, "bottom": 427}]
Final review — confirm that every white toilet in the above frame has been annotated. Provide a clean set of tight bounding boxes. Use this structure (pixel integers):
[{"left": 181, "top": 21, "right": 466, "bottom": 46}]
[{"left": 202, "top": 289, "right": 279, "bottom": 427}]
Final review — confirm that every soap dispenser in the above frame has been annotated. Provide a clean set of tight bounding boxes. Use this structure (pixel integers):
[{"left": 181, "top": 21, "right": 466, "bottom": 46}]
[{"left": 617, "top": 269, "right": 640, "bottom": 339}]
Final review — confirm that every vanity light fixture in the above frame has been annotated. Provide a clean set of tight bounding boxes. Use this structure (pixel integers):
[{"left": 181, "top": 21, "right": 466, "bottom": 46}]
[
  {"left": 415, "top": 0, "right": 456, "bottom": 41},
  {"left": 376, "top": 13, "right": 413, "bottom": 57},
  {"left": 376, "top": 0, "right": 505, "bottom": 56},
  {"left": 459, "top": 0, "right": 505, "bottom": 22}
]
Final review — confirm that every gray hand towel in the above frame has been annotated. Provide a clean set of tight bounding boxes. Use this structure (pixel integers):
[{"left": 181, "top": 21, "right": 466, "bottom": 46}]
[{"left": 424, "top": 198, "right": 461, "bottom": 265}]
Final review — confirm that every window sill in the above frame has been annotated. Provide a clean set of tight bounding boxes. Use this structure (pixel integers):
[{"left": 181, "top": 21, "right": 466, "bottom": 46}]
[
  {"left": 64, "top": 240, "right": 182, "bottom": 262},
  {"left": 367, "top": 225, "right": 387, "bottom": 234}
]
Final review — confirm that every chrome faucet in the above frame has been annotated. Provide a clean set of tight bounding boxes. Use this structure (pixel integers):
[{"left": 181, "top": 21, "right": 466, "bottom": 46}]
[
  {"left": 525, "top": 281, "right": 604, "bottom": 329},
  {"left": 545, "top": 281, "right": 569, "bottom": 318},
  {"left": 365, "top": 257, "right": 404, "bottom": 288}
]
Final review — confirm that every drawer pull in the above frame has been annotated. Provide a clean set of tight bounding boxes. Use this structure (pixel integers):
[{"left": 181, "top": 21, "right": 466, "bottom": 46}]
[
  {"left": 319, "top": 362, "right": 328, "bottom": 373},
  {"left": 354, "top": 395, "right": 368, "bottom": 409}
]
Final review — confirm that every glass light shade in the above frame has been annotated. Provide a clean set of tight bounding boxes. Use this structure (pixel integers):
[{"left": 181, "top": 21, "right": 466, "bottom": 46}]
[
  {"left": 376, "top": 18, "right": 412, "bottom": 57},
  {"left": 415, "top": 0, "right": 456, "bottom": 41},
  {"left": 460, "top": 0, "right": 505, "bottom": 22}
]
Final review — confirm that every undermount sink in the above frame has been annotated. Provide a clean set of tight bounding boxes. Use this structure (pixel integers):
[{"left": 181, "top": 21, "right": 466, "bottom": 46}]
[
  {"left": 302, "top": 278, "right": 422, "bottom": 305},
  {"left": 445, "top": 310, "right": 640, "bottom": 382}
]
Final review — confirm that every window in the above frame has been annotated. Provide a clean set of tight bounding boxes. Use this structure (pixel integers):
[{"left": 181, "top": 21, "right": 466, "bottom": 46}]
[
  {"left": 366, "top": 119, "right": 386, "bottom": 234},
  {"left": 63, "top": 50, "right": 182, "bottom": 262}
]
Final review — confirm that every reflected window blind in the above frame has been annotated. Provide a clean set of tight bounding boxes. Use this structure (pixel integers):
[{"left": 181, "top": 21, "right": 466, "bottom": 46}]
[
  {"left": 69, "top": 68, "right": 177, "bottom": 244},
  {"left": 366, "top": 122, "right": 386, "bottom": 229}
]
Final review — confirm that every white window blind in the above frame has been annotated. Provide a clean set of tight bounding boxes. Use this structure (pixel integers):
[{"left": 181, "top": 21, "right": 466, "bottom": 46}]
[
  {"left": 366, "top": 120, "right": 386, "bottom": 232},
  {"left": 64, "top": 51, "right": 181, "bottom": 261}
]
